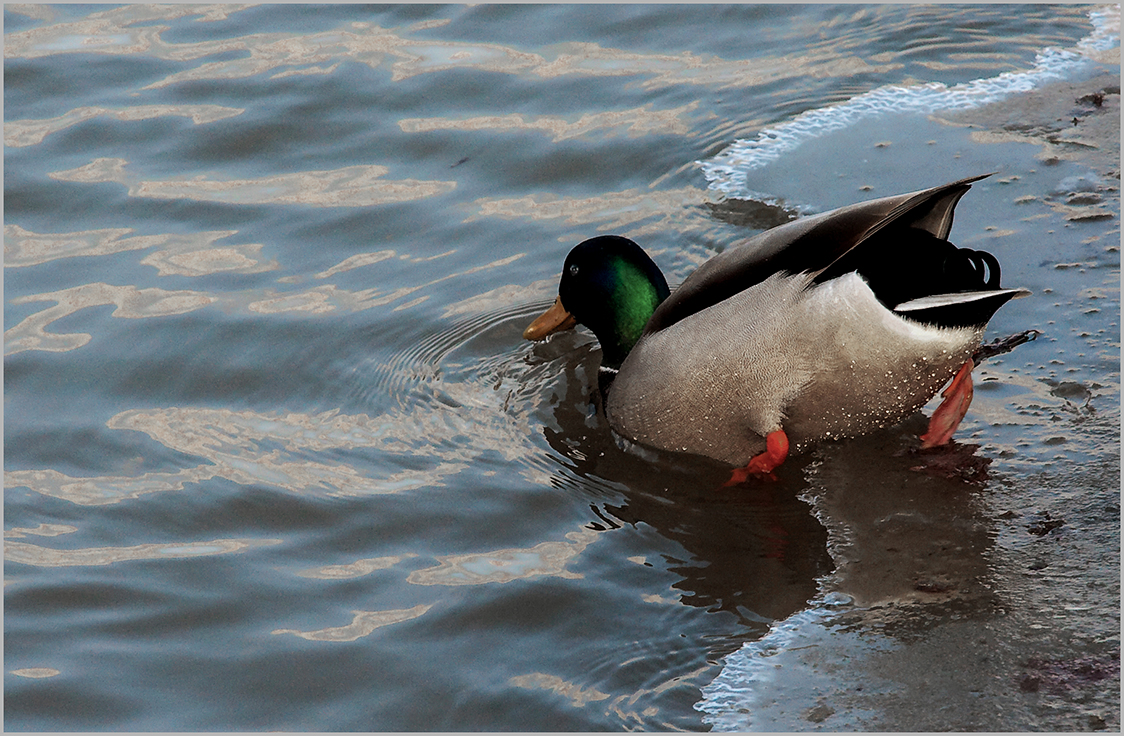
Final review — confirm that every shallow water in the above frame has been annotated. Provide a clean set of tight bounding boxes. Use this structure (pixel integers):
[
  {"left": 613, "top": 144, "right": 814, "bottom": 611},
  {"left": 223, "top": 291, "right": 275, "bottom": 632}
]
[{"left": 4, "top": 4, "right": 1120, "bottom": 731}]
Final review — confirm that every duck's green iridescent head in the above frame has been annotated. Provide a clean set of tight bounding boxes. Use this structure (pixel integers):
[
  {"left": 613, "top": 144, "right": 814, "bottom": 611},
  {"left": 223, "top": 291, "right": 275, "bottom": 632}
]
[{"left": 524, "top": 235, "right": 670, "bottom": 369}]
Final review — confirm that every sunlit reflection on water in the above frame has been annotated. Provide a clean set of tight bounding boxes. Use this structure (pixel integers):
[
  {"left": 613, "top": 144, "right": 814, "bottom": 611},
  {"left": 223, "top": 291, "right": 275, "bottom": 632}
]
[
  {"left": 6, "top": 538, "right": 280, "bottom": 567},
  {"left": 272, "top": 604, "right": 433, "bottom": 642},
  {"left": 408, "top": 529, "right": 598, "bottom": 585}
]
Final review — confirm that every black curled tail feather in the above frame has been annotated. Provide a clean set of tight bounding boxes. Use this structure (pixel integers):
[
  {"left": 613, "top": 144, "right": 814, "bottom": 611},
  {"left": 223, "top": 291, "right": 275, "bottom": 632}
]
[
  {"left": 818, "top": 227, "right": 1009, "bottom": 310},
  {"left": 955, "top": 248, "right": 1002, "bottom": 290}
]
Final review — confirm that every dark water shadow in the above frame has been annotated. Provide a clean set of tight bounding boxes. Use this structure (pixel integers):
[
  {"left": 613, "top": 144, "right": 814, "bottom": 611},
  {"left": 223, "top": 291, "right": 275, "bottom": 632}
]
[{"left": 801, "top": 414, "right": 1002, "bottom": 627}]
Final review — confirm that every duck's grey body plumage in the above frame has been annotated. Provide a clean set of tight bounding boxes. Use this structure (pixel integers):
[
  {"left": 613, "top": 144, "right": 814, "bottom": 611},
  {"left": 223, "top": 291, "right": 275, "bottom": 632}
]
[
  {"left": 609, "top": 271, "right": 981, "bottom": 464},
  {"left": 526, "top": 174, "right": 1030, "bottom": 468}
]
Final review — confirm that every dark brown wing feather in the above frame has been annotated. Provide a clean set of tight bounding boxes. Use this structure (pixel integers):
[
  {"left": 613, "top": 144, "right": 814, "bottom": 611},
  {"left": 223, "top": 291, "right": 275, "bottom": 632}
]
[{"left": 643, "top": 174, "right": 992, "bottom": 335}]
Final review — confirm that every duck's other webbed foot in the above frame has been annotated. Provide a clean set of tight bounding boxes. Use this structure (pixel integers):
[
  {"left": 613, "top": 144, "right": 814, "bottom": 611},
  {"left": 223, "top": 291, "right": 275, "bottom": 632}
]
[
  {"left": 920, "top": 359, "right": 975, "bottom": 449},
  {"left": 972, "top": 329, "right": 1041, "bottom": 364},
  {"left": 725, "top": 429, "right": 789, "bottom": 485}
]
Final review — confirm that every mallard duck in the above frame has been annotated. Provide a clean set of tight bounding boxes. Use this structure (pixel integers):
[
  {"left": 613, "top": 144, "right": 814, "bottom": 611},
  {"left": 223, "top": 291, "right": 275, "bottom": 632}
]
[{"left": 524, "top": 174, "right": 1030, "bottom": 477}]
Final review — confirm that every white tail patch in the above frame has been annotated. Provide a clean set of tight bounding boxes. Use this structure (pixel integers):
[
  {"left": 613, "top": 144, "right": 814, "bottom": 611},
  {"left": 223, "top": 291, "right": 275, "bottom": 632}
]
[{"left": 894, "top": 288, "right": 1031, "bottom": 313}]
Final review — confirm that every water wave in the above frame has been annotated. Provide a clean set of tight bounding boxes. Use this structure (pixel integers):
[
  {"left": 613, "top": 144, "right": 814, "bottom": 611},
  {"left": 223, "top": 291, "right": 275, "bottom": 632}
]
[
  {"left": 695, "top": 593, "right": 874, "bottom": 731},
  {"left": 701, "top": 5, "right": 1120, "bottom": 196}
]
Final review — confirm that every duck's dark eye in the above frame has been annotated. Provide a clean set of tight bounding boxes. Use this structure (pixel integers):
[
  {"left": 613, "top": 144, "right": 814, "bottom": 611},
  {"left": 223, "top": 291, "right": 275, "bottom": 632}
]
[{"left": 568, "top": 264, "right": 580, "bottom": 277}]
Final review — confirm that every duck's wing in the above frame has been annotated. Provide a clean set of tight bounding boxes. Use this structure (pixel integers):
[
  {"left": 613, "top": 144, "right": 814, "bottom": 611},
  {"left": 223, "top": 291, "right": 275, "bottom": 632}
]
[{"left": 644, "top": 174, "right": 992, "bottom": 335}]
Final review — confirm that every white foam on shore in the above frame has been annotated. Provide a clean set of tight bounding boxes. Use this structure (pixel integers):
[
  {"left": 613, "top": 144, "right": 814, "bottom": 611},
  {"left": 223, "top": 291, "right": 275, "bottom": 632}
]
[
  {"left": 695, "top": 592, "right": 890, "bottom": 731},
  {"left": 701, "top": 6, "right": 1120, "bottom": 197}
]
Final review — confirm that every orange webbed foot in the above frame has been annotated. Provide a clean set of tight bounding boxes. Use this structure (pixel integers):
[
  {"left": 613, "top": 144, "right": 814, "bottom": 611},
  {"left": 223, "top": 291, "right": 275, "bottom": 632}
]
[
  {"left": 725, "top": 429, "right": 789, "bottom": 485},
  {"left": 920, "top": 359, "right": 975, "bottom": 449}
]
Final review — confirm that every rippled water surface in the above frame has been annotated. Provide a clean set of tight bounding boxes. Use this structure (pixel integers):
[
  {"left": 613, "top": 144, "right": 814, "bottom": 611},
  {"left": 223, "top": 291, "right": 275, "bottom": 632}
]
[{"left": 5, "top": 4, "right": 1120, "bottom": 731}]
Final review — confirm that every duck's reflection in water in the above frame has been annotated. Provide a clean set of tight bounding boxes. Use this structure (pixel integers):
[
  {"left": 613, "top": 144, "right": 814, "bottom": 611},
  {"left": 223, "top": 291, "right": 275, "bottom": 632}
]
[
  {"left": 537, "top": 346, "right": 832, "bottom": 633},
  {"left": 800, "top": 413, "right": 999, "bottom": 622},
  {"left": 536, "top": 343, "right": 1000, "bottom": 647}
]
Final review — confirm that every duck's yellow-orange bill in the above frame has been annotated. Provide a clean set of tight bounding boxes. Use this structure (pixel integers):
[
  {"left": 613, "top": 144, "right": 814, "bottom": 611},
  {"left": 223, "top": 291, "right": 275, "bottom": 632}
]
[{"left": 523, "top": 296, "right": 577, "bottom": 340}]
